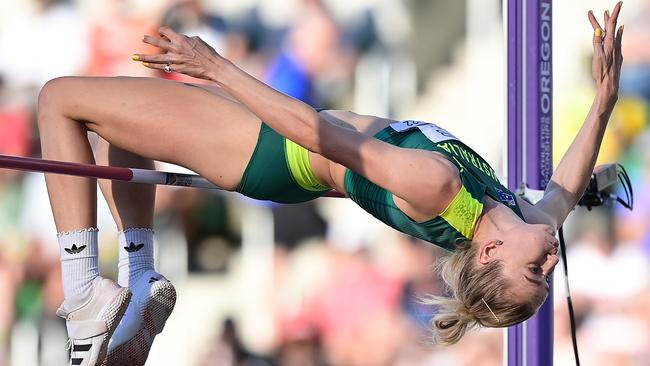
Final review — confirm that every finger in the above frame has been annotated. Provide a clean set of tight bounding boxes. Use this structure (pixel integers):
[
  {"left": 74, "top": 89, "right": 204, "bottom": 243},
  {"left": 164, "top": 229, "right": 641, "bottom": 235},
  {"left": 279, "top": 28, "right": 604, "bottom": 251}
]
[
  {"left": 141, "top": 62, "right": 175, "bottom": 73},
  {"left": 604, "top": 9, "right": 615, "bottom": 52},
  {"left": 142, "top": 35, "right": 173, "bottom": 51},
  {"left": 606, "top": 2, "right": 623, "bottom": 42},
  {"left": 158, "top": 26, "right": 185, "bottom": 44},
  {"left": 590, "top": 13, "right": 604, "bottom": 53},
  {"left": 131, "top": 53, "right": 176, "bottom": 64},
  {"left": 615, "top": 25, "right": 624, "bottom": 63},
  {"left": 588, "top": 10, "right": 602, "bottom": 31},
  {"left": 610, "top": 1, "right": 623, "bottom": 26}
]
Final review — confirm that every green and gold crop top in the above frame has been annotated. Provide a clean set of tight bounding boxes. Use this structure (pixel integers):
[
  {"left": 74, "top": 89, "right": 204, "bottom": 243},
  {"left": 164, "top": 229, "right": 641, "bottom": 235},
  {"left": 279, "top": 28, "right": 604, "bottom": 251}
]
[{"left": 344, "top": 121, "right": 524, "bottom": 251}]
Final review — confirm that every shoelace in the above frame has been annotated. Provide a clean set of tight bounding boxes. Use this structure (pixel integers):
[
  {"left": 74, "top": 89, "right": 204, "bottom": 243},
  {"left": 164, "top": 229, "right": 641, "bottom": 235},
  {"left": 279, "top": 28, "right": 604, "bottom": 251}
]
[
  {"left": 65, "top": 338, "right": 82, "bottom": 366},
  {"left": 65, "top": 338, "right": 75, "bottom": 366}
]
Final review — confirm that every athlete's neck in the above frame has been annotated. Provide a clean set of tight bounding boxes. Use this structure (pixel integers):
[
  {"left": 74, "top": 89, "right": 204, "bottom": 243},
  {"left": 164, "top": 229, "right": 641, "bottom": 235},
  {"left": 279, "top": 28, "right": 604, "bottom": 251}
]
[{"left": 473, "top": 196, "right": 523, "bottom": 243}]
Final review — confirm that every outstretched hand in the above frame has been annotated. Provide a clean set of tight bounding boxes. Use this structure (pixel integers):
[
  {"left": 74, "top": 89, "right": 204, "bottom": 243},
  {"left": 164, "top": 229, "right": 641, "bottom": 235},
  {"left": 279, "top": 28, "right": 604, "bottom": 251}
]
[
  {"left": 588, "top": 1, "right": 624, "bottom": 105},
  {"left": 133, "top": 26, "right": 226, "bottom": 81}
]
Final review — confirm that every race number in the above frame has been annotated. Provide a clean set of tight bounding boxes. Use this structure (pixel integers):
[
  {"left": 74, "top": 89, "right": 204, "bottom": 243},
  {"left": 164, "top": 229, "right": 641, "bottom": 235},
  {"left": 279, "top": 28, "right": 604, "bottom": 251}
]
[{"left": 389, "top": 120, "right": 457, "bottom": 143}]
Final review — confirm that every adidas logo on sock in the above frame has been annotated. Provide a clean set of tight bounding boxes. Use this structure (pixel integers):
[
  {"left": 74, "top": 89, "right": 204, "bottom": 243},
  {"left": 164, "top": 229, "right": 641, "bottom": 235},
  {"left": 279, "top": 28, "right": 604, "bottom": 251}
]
[
  {"left": 124, "top": 242, "right": 145, "bottom": 253},
  {"left": 64, "top": 244, "right": 87, "bottom": 255},
  {"left": 148, "top": 277, "right": 159, "bottom": 283}
]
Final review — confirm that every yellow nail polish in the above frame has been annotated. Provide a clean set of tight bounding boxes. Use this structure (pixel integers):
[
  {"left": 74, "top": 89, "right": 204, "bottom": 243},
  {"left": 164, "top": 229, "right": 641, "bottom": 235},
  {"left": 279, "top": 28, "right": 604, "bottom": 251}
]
[
  {"left": 131, "top": 55, "right": 140, "bottom": 61},
  {"left": 595, "top": 28, "right": 603, "bottom": 37},
  {"left": 142, "top": 62, "right": 151, "bottom": 67}
]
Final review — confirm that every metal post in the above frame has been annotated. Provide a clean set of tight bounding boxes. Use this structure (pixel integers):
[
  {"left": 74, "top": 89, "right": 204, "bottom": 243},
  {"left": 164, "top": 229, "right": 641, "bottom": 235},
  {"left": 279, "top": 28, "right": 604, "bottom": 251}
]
[
  {"left": 506, "top": 0, "right": 553, "bottom": 365},
  {"left": 506, "top": 0, "right": 524, "bottom": 362}
]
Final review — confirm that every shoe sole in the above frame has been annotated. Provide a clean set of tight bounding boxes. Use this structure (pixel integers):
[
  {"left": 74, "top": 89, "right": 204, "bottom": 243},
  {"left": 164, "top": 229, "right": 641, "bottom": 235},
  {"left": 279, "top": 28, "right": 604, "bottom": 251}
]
[
  {"left": 94, "top": 287, "right": 132, "bottom": 366},
  {"left": 103, "top": 281, "right": 177, "bottom": 366}
]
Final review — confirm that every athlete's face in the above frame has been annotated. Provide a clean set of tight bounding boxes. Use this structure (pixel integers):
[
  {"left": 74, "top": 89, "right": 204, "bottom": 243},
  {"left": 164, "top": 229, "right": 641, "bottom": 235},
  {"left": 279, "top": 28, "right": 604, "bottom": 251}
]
[{"left": 480, "top": 224, "right": 560, "bottom": 303}]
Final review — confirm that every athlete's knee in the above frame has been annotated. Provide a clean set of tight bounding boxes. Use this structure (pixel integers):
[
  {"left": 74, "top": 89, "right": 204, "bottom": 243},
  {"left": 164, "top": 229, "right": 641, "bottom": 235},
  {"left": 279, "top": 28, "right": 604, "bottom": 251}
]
[
  {"left": 37, "top": 76, "right": 91, "bottom": 129},
  {"left": 38, "top": 77, "right": 75, "bottom": 115}
]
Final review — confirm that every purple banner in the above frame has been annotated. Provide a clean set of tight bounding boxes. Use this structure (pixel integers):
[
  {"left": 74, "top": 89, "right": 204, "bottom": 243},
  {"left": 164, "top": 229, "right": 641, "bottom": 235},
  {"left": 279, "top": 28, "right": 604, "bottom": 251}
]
[{"left": 507, "top": 0, "right": 553, "bottom": 365}]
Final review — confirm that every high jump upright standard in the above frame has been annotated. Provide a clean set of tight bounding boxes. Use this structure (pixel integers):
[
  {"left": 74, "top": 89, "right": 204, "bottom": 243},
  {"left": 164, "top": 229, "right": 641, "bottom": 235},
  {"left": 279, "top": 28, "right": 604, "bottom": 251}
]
[{"left": 506, "top": 0, "right": 553, "bottom": 365}]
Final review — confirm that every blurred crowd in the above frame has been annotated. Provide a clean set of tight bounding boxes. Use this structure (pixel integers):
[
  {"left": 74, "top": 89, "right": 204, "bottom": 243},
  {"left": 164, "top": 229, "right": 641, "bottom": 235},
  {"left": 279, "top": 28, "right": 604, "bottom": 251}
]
[{"left": 1, "top": 0, "right": 650, "bottom": 365}]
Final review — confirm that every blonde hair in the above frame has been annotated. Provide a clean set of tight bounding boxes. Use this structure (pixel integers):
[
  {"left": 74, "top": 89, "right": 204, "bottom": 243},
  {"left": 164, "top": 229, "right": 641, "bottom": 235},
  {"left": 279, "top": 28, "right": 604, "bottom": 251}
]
[{"left": 422, "top": 241, "right": 546, "bottom": 346}]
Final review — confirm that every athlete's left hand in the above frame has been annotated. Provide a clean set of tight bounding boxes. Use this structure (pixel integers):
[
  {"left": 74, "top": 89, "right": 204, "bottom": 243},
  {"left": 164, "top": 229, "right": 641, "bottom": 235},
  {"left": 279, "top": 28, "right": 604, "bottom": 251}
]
[
  {"left": 134, "top": 26, "right": 227, "bottom": 81},
  {"left": 588, "top": 1, "right": 624, "bottom": 107}
]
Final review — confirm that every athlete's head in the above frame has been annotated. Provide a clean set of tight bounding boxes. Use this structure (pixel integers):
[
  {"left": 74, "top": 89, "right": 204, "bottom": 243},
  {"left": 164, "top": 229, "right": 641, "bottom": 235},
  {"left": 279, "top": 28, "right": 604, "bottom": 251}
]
[
  {"left": 479, "top": 223, "right": 559, "bottom": 303},
  {"left": 423, "top": 226, "right": 558, "bottom": 345}
]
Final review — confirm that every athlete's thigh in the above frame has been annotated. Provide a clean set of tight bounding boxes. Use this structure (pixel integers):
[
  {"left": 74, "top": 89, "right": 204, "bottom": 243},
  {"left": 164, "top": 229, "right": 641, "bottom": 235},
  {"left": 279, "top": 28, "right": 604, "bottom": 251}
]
[{"left": 58, "top": 76, "right": 262, "bottom": 190}]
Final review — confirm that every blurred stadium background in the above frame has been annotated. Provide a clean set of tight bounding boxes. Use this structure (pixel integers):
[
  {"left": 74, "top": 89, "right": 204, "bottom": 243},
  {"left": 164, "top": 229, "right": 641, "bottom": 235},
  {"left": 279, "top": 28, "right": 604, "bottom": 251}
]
[{"left": 0, "top": 0, "right": 649, "bottom": 365}]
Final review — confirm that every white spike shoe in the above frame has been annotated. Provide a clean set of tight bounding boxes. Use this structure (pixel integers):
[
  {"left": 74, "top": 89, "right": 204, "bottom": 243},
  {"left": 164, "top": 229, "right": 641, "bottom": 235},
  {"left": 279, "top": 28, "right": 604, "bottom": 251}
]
[
  {"left": 104, "top": 271, "right": 177, "bottom": 366},
  {"left": 56, "top": 277, "right": 132, "bottom": 366}
]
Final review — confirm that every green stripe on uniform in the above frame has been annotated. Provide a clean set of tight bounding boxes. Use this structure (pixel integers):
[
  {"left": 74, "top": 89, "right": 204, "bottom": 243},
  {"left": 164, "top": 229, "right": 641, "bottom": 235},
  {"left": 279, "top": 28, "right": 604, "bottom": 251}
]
[
  {"left": 439, "top": 185, "right": 483, "bottom": 239},
  {"left": 284, "top": 139, "right": 331, "bottom": 192}
]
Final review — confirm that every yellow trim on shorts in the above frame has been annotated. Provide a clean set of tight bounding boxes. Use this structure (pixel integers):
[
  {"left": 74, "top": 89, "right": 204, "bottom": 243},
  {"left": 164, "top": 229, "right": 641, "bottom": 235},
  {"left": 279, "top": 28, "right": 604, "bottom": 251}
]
[
  {"left": 284, "top": 139, "right": 331, "bottom": 192},
  {"left": 439, "top": 185, "right": 483, "bottom": 239}
]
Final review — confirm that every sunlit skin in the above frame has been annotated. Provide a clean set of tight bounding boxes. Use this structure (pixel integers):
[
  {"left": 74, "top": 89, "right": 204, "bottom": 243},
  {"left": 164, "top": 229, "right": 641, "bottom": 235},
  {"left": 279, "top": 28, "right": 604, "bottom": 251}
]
[{"left": 473, "top": 197, "right": 560, "bottom": 302}]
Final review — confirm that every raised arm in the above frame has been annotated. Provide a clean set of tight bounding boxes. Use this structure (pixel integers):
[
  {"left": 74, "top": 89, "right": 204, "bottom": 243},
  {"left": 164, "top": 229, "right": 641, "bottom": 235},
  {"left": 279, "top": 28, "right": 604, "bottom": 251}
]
[
  {"left": 534, "top": 2, "right": 624, "bottom": 228},
  {"left": 134, "top": 28, "right": 460, "bottom": 216}
]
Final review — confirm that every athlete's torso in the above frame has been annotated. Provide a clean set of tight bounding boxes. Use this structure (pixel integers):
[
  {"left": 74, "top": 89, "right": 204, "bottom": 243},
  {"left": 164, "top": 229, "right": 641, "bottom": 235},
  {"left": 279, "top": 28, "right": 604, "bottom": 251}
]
[{"left": 310, "top": 111, "right": 524, "bottom": 251}]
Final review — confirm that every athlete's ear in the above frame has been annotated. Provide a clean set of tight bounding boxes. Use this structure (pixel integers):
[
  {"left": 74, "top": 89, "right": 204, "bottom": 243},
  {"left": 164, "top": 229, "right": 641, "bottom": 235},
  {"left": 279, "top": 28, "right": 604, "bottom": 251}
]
[{"left": 478, "top": 240, "right": 503, "bottom": 264}]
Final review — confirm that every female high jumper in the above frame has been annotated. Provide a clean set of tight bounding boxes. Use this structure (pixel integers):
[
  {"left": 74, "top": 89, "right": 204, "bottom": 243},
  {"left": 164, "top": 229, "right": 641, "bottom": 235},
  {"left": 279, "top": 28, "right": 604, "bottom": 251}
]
[{"left": 37, "top": 2, "right": 623, "bottom": 365}]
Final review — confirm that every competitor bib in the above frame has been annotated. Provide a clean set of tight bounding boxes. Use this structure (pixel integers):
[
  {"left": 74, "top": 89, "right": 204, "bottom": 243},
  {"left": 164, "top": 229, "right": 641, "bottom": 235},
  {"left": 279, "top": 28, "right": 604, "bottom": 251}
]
[{"left": 389, "top": 120, "right": 458, "bottom": 143}]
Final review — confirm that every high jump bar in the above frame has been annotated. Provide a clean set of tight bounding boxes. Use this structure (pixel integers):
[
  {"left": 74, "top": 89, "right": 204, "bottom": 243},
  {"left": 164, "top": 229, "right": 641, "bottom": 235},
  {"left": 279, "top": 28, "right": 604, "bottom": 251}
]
[{"left": 0, "top": 153, "right": 346, "bottom": 198}]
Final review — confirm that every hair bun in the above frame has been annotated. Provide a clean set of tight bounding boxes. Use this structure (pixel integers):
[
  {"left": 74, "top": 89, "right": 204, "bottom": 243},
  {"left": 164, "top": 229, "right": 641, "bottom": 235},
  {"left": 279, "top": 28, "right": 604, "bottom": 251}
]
[{"left": 430, "top": 299, "right": 473, "bottom": 345}]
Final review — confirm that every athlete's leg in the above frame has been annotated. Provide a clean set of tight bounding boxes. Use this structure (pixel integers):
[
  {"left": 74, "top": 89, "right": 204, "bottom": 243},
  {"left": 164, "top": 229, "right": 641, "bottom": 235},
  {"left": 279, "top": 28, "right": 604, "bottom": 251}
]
[
  {"left": 95, "top": 139, "right": 155, "bottom": 283},
  {"left": 95, "top": 139, "right": 155, "bottom": 230},
  {"left": 37, "top": 76, "right": 261, "bottom": 365},
  {"left": 94, "top": 139, "right": 177, "bottom": 366},
  {"left": 38, "top": 76, "right": 261, "bottom": 231},
  {"left": 94, "top": 142, "right": 173, "bottom": 366},
  {"left": 91, "top": 82, "right": 238, "bottom": 282}
]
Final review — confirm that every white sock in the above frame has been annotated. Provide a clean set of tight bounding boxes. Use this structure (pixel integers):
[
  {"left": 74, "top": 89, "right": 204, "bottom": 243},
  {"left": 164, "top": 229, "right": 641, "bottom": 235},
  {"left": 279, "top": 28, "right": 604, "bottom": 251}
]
[
  {"left": 118, "top": 228, "right": 155, "bottom": 287},
  {"left": 58, "top": 228, "right": 100, "bottom": 310}
]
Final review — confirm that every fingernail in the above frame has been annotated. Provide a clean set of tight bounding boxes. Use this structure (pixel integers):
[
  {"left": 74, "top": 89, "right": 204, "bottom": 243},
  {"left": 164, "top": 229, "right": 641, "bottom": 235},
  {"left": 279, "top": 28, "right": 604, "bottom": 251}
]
[
  {"left": 605, "top": 10, "right": 609, "bottom": 16},
  {"left": 131, "top": 55, "right": 140, "bottom": 61},
  {"left": 142, "top": 62, "right": 151, "bottom": 67}
]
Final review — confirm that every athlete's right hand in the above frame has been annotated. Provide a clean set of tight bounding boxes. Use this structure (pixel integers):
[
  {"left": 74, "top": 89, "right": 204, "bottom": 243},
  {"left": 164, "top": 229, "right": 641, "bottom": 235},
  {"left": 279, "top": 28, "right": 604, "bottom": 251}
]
[
  {"left": 135, "top": 26, "right": 229, "bottom": 82},
  {"left": 588, "top": 1, "right": 623, "bottom": 107}
]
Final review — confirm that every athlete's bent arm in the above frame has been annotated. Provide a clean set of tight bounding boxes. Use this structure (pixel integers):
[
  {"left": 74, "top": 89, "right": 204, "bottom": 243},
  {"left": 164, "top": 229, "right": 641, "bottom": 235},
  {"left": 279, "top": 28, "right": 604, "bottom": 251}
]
[
  {"left": 535, "top": 2, "right": 624, "bottom": 228},
  {"left": 135, "top": 27, "right": 460, "bottom": 215}
]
